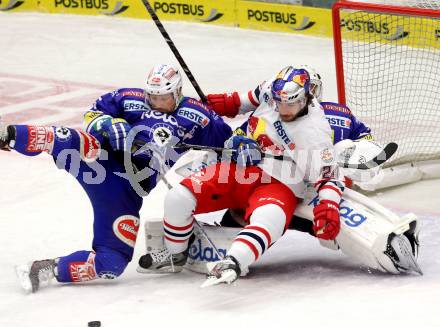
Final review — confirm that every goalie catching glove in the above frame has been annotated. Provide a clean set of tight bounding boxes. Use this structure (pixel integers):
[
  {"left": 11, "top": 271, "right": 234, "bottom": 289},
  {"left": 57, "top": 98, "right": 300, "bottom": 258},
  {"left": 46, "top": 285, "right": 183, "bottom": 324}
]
[
  {"left": 224, "top": 135, "right": 262, "bottom": 167},
  {"left": 313, "top": 200, "right": 340, "bottom": 240}
]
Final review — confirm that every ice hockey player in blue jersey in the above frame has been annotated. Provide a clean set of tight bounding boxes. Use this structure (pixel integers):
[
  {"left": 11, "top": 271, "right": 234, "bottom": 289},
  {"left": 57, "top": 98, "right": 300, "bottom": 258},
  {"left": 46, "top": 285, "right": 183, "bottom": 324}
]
[{"left": 0, "top": 64, "right": 232, "bottom": 293}]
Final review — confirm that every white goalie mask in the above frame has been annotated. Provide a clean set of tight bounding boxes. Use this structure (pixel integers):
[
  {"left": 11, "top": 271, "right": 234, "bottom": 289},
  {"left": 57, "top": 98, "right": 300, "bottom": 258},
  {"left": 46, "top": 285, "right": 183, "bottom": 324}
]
[
  {"left": 299, "top": 65, "right": 322, "bottom": 102},
  {"left": 145, "top": 64, "right": 183, "bottom": 109}
]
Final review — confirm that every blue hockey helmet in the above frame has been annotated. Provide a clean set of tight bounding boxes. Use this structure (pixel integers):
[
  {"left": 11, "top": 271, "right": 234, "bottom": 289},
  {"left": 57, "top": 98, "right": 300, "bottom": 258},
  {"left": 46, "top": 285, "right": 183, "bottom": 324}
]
[{"left": 271, "top": 67, "right": 311, "bottom": 104}]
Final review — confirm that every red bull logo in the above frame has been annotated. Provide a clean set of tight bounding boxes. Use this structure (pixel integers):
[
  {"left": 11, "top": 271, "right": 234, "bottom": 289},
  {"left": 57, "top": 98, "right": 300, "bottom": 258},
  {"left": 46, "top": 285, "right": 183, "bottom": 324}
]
[{"left": 292, "top": 73, "right": 308, "bottom": 86}]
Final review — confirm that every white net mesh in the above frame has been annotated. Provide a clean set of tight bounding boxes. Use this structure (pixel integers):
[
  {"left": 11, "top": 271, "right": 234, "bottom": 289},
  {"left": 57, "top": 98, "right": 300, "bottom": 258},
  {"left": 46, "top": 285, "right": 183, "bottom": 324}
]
[{"left": 336, "top": 1, "right": 440, "bottom": 166}]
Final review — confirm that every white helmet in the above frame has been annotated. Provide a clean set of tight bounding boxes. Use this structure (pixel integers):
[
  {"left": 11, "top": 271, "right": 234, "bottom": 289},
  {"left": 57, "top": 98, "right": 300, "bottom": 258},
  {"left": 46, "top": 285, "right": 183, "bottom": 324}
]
[
  {"left": 299, "top": 65, "right": 322, "bottom": 102},
  {"left": 145, "top": 64, "right": 183, "bottom": 107}
]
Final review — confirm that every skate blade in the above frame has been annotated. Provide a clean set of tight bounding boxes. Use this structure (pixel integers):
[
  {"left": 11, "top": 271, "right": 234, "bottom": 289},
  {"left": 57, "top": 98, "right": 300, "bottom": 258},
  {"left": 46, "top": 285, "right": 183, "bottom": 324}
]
[
  {"left": 200, "top": 269, "right": 237, "bottom": 288},
  {"left": 15, "top": 264, "right": 33, "bottom": 294},
  {"left": 136, "top": 265, "right": 183, "bottom": 274},
  {"left": 392, "top": 235, "right": 423, "bottom": 276}
]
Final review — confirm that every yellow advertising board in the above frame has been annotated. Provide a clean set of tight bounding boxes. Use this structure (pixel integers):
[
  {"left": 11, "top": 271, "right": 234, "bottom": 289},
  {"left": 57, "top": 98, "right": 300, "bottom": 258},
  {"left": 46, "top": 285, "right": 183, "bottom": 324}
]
[
  {"left": 338, "top": 9, "right": 440, "bottom": 50},
  {"left": 0, "top": 0, "right": 236, "bottom": 26},
  {"left": 236, "top": 1, "right": 333, "bottom": 38}
]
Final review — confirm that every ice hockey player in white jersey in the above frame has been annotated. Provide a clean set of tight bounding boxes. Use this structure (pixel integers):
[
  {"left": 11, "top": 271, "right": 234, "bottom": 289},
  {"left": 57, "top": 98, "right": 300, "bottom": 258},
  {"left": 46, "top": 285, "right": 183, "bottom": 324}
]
[{"left": 138, "top": 67, "right": 346, "bottom": 286}]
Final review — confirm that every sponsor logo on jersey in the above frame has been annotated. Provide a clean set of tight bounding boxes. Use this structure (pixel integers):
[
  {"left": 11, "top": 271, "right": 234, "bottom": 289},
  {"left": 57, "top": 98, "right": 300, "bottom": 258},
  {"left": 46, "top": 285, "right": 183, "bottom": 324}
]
[
  {"left": 141, "top": 110, "right": 179, "bottom": 126},
  {"left": 69, "top": 252, "right": 97, "bottom": 282},
  {"left": 123, "top": 100, "right": 147, "bottom": 111},
  {"left": 151, "top": 124, "right": 173, "bottom": 146},
  {"left": 309, "top": 196, "right": 366, "bottom": 227},
  {"left": 153, "top": 1, "right": 224, "bottom": 23},
  {"left": 119, "top": 90, "right": 144, "bottom": 98},
  {"left": 77, "top": 130, "right": 101, "bottom": 162},
  {"left": 55, "top": 127, "right": 72, "bottom": 142},
  {"left": 189, "top": 239, "right": 227, "bottom": 262},
  {"left": 26, "top": 126, "right": 55, "bottom": 153},
  {"left": 113, "top": 215, "right": 140, "bottom": 248},
  {"left": 177, "top": 108, "right": 210, "bottom": 127},
  {"left": 326, "top": 115, "right": 351, "bottom": 129},
  {"left": 273, "top": 120, "right": 295, "bottom": 150},
  {"left": 340, "top": 19, "right": 409, "bottom": 40},
  {"left": 320, "top": 148, "right": 334, "bottom": 164},
  {"left": 322, "top": 102, "right": 351, "bottom": 115},
  {"left": 0, "top": 0, "right": 24, "bottom": 11}
]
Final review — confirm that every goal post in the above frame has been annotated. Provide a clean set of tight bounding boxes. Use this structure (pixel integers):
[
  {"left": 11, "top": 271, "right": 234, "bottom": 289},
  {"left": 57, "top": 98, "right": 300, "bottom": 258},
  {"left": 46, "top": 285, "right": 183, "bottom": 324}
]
[{"left": 332, "top": 0, "right": 440, "bottom": 172}]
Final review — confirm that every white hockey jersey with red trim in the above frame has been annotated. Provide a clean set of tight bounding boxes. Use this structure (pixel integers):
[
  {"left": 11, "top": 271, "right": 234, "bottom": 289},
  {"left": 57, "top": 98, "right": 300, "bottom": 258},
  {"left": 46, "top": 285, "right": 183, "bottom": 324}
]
[{"left": 242, "top": 80, "right": 345, "bottom": 200}]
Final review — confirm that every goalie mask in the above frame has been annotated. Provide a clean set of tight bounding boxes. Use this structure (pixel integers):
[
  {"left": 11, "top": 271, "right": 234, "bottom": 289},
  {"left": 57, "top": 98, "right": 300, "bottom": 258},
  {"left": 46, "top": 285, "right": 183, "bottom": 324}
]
[
  {"left": 271, "top": 67, "right": 311, "bottom": 106},
  {"left": 299, "top": 65, "right": 322, "bottom": 102},
  {"left": 145, "top": 64, "right": 183, "bottom": 111}
]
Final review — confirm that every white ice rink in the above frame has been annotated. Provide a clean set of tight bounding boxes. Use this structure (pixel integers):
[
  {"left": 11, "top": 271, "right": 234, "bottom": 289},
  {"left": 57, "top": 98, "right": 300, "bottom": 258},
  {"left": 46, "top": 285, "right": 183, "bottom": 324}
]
[{"left": 0, "top": 12, "right": 439, "bottom": 327}]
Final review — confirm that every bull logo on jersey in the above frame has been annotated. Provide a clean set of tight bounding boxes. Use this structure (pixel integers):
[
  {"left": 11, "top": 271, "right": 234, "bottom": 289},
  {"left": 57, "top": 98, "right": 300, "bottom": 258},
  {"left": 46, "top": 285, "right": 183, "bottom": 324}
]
[
  {"left": 248, "top": 116, "right": 284, "bottom": 154},
  {"left": 113, "top": 215, "right": 140, "bottom": 248}
]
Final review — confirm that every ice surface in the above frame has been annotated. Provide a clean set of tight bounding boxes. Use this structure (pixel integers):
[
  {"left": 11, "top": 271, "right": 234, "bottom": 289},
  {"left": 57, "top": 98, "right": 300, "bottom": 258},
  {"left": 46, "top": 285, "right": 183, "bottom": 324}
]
[{"left": 0, "top": 12, "right": 439, "bottom": 327}]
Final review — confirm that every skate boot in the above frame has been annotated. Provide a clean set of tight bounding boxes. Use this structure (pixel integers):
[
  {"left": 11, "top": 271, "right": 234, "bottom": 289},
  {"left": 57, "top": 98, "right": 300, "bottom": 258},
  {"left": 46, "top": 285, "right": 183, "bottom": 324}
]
[
  {"left": 16, "top": 259, "right": 58, "bottom": 293},
  {"left": 201, "top": 255, "right": 241, "bottom": 288},
  {"left": 137, "top": 248, "right": 188, "bottom": 273},
  {"left": 385, "top": 234, "right": 423, "bottom": 275},
  {"left": 0, "top": 118, "right": 15, "bottom": 151}
]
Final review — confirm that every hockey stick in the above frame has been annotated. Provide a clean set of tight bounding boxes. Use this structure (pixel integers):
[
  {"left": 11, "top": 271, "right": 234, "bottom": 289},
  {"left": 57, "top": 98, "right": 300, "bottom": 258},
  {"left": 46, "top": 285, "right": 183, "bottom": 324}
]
[
  {"left": 173, "top": 142, "right": 398, "bottom": 170},
  {"left": 141, "top": 0, "right": 207, "bottom": 103}
]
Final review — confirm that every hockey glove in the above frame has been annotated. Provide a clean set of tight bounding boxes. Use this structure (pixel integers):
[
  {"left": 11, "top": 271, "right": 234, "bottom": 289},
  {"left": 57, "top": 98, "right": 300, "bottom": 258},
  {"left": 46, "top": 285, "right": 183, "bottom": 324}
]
[
  {"left": 207, "top": 92, "right": 241, "bottom": 118},
  {"left": 313, "top": 200, "right": 340, "bottom": 240},
  {"left": 101, "top": 118, "right": 132, "bottom": 152},
  {"left": 225, "top": 135, "right": 261, "bottom": 167}
]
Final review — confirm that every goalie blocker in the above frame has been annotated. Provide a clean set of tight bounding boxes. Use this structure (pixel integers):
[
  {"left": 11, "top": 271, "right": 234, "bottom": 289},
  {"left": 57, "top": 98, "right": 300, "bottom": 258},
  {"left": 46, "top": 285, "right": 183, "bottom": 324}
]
[{"left": 143, "top": 187, "right": 421, "bottom": 276}]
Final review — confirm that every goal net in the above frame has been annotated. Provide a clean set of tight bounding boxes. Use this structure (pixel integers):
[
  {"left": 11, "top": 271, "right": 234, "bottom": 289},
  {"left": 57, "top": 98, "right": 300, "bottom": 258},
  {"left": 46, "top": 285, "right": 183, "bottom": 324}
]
[{"left": 332, "top": 0, "right": 440, "bottom": 169}]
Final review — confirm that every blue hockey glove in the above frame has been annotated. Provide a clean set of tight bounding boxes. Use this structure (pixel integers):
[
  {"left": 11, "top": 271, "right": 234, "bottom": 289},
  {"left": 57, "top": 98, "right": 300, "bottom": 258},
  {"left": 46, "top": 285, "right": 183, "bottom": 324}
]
[
  {"left": 224, "top": 135, "right": 262, "bottom": 167},
  {"left": 101, "top": 118, "right": 132, "bottom": 152}
]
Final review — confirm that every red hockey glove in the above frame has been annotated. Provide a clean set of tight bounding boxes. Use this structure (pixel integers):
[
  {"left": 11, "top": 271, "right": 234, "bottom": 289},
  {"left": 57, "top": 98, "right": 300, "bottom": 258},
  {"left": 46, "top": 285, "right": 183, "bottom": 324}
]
[
  {"left": 313, "top": 200, "right": 340, "bottom": 240},
  {"left": 206, "top": 92, "right": 241, "bottom": 118}
]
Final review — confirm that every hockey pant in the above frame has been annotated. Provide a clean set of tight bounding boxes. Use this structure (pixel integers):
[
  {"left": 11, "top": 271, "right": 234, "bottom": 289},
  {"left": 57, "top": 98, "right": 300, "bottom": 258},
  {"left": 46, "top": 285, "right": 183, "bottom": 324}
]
[
  {"left": 163, "top": 162, "right": 297, "bottom": 270},
  {"left": 12, "top": 125, "right": 143, "bottom": 282}
]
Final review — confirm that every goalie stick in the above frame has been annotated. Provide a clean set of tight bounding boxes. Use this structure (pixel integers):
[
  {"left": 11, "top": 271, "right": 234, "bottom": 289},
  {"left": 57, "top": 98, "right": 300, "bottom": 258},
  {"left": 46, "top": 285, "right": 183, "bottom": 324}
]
[
  {"left": 172, "top": 142, "right": 398, "bottom": 170},
  {"left": 141, "top": 0, "right": 207, "bottom": 103}
]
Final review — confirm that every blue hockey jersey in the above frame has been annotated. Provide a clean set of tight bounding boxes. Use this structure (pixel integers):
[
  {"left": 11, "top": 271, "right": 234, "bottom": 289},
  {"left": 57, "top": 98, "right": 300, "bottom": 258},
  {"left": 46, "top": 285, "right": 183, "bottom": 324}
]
[
  {"left": 84, "top": 88, "right": 232, "bottom": 188},
  {"left": 320, "top": 102, "right": 372, "bottom": 143}
]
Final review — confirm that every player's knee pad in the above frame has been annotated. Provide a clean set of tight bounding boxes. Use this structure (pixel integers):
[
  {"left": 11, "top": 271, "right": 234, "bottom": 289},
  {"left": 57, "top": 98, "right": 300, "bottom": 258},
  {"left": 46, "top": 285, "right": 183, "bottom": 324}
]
[
  {"left": 249, "top": 204, "right": 286, "bottom": 243},
  {"left": 164, "top": 184, "right": 197, "bottom": 224},
  {"left": 94, "top": 247, "right": 130, "bottom": 279}
]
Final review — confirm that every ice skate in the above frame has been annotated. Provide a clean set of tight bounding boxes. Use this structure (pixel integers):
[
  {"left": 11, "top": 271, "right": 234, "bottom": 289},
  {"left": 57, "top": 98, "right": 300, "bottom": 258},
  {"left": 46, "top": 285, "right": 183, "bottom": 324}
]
[
  {"left": 385, "top": 234, "right": 422, "bottom": 275},
  {"left": 201, "top": 255, "right": 241, "bottom": 288},
  {"left": 0, "top": 117, "right": 14, "bottom": 151},
  {"left": 16, "top": 259, "right": 58, "bottom": 293},
  {"left": 137, "top": 248, "right": 188, "bottom": 273}
]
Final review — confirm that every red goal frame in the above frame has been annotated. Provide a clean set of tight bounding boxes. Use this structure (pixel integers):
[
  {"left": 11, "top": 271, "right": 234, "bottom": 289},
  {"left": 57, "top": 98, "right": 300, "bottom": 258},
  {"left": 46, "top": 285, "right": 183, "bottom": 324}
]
[{"left": 332, "top": 0, "right": 440, "bottom": 105}]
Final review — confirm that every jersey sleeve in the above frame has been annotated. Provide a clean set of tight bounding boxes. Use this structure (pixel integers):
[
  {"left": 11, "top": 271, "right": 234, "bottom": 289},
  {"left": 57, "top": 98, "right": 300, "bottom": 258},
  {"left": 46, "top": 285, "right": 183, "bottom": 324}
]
[
  {"left": 349, "top": 113, "right": 373, "bottom": 140},
  {"left": 237, "top": 81, "right": 267, "bottom": 114},
  {"left": 83, "top": 90, "right": 124, "bottom": 134},
  {"left": 176, "top": 98, "right": 232, "bottom": 148}
]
